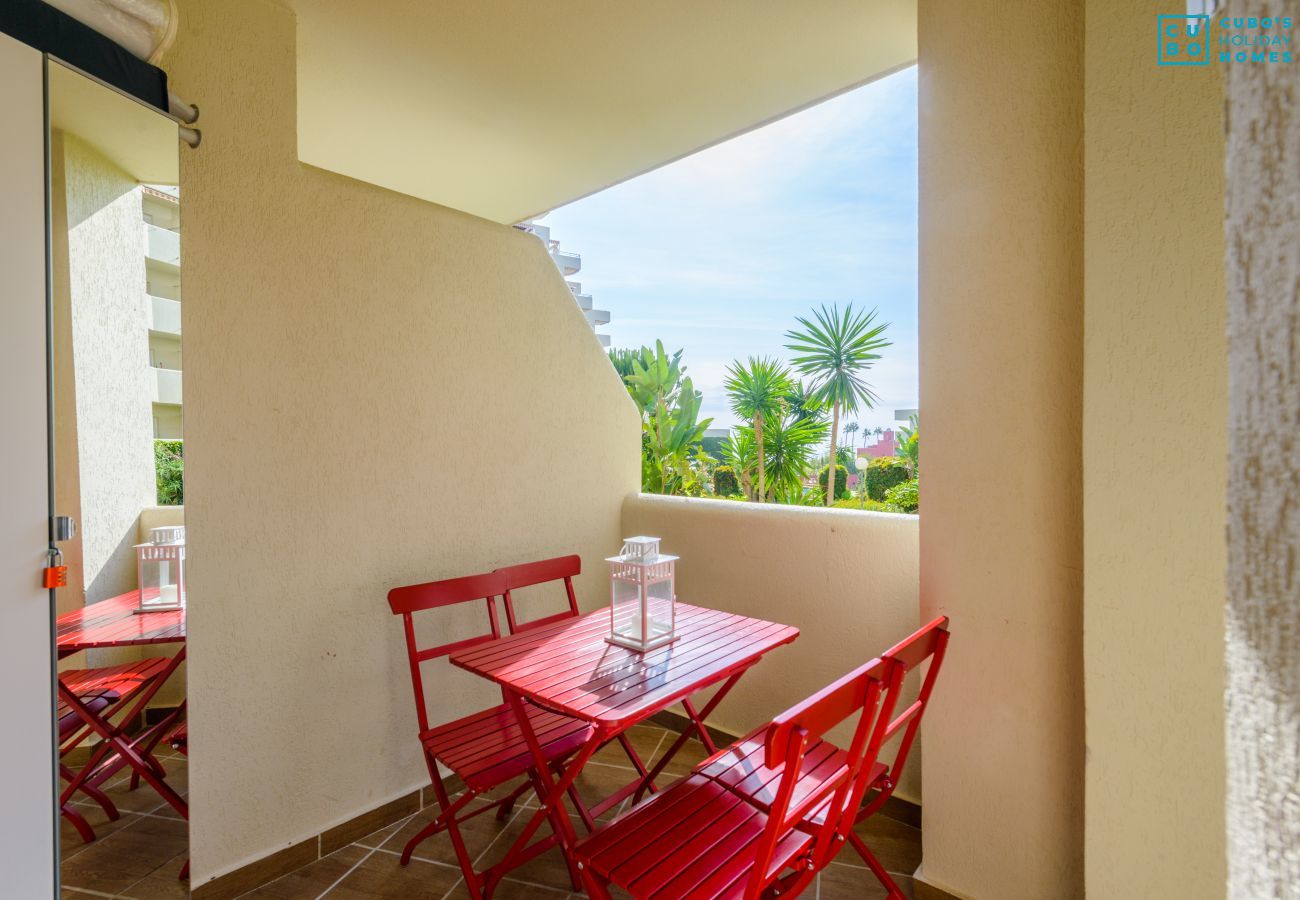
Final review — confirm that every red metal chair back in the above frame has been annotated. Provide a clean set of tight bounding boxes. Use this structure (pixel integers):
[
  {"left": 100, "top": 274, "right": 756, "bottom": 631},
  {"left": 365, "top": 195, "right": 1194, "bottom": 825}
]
[
  {"left": 495, "top": 554, "right": 582, "bottom": 634},
  {"left": 387, "top": 570, "right": 506, "bottom": 734},
  {"left": 748, "top": 657, "right": 894, "bottom": 895},
  {"left": 873, "top": 615, "right": 950, "bottom": 801}
]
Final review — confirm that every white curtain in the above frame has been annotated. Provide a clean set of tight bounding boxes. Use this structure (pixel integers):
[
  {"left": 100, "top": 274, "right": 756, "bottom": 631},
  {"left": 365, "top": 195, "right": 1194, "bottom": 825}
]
[{"left": 41, "top": 0, "right": 178, "bottom": 64}]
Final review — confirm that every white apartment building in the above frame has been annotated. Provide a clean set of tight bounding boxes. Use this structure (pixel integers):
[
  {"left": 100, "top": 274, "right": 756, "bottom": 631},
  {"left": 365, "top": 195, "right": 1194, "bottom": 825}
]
[
  {"left": 517, "top": 220, "right": 610, "bottom": 347},
  {"left": 142, "top": 185, "right": 182, "bottom": 438}
]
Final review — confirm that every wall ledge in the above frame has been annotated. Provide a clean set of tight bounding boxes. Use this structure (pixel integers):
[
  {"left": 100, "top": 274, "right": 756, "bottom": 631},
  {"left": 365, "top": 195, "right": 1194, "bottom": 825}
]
[{"left": 626, "top": 492, "right": 919, "bottom": 526}]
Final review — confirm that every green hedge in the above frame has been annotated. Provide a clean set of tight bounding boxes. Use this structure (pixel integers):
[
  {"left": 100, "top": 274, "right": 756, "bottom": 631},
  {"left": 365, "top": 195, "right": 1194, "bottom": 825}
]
[
  {"left": 864, "top": 457, "right": 909, "bottom": 500},
  {"left": 885, "top": 478, "right": 919, "bottom": 513},
  {"left": 713, "top": 465, "right": 740, "bottom": 497},
  {"left": 818, "top": 464, "right": 849, "bottom": 500},
  {"left": 154, "top": 440, "right": 183, "bottom": 505},
  {"left": 831, "top": 496, "right": 895, "bottom": 513}
]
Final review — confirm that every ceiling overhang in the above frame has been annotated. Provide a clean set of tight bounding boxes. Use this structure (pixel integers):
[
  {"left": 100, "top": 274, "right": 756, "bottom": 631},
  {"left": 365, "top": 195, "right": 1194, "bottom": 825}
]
[{"left": 289, "top": 1, "right": 916, "bottom": 224}]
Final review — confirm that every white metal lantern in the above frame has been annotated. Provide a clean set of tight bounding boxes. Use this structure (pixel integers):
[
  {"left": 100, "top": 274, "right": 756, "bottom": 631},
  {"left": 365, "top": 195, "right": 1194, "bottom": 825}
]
[
  {"left": 606, "top": 536, "right": 678, "bottom": 652},
  {"left": 134, "top": 525, "right": 186, "bottom": 613}
]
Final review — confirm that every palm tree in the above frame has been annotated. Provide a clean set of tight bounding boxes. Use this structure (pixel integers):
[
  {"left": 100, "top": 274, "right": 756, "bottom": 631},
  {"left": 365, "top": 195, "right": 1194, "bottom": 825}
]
[
  {"left": 720, "top": 428, "right": 758, "bottom": 500},
  {"left": 729, "top": 415, "right": 827, "bottom": 502},
  {"left": 785, "top": 304, "right": 891, "bottom": 507},
  {"left": 845, "top": 421, "right": 860, "bottom": 451},
  {"left": 784, "top": 380, "right": 826, "bottom": 424},
  {"left": 724, "top": 357, "right": 793, "bottom": 504}
]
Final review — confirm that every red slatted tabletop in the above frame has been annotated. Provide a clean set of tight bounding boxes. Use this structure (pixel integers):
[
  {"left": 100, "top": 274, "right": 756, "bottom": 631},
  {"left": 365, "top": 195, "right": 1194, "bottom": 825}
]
[
  {"left": 450, "top": 602, "right": 798, "bottom": 892},
  {"left": 57, "top": 590, "right": 185, "bottom": 657},
  {"left": 56, "top": 590, "right": 187, "bottom": 823}
]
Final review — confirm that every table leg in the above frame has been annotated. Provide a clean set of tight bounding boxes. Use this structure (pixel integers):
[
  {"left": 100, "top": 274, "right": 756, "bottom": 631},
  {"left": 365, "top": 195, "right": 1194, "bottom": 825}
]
[
  {"left": 485, "top": 690, "right": 601, "bottom": 896},
  {"left": 634, "top": 670, "right": 745, "bottom": 803},
  {"left": 59, "top": 648, "right": 189, "bottom": 820}
]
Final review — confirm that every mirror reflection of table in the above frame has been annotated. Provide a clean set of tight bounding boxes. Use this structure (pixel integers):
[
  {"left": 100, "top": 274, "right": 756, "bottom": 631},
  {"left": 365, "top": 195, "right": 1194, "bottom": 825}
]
[{"left": 56, "top": 591, "right": 187, "bottom": 825}]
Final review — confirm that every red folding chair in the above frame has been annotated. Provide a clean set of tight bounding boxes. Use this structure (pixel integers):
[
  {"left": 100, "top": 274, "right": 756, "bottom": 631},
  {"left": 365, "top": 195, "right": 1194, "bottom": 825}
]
[
  {"left": 695, "top": 616, "right": 951, "bottom": 898},
  {"left": 496, "top": 554, "right": 661, "bottom": 826},
  {"left": 388, "top": 569, "right": 595, "bottom": 898},
  {"left": 57, "top": 658, "right": 177, "bottom": 842},
  {"left": 573, "top": 655, "right": 898, "bottom": 899}
]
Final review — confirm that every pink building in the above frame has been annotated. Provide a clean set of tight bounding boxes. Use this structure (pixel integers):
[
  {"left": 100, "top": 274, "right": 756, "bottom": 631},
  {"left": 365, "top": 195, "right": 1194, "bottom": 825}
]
[{"left": 847, "top": 430, "right": 897, "bottom": 489}]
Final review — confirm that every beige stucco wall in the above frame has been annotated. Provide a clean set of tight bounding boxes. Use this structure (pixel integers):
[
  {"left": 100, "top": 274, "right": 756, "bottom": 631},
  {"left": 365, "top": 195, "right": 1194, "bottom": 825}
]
[
  {"left": 622, "top": 495, "right": 922, "bottom": 802},
  {"left": 1224, "top": 1, "right": 1300, "bottom": 893},
  {"left": 1083, "top": 2, "right": 1227, "bottom": 897},
  {"left": 52, "top": 133, "right": 157, "bottom": 616},
  {"left": 917, "top": 1, "right": 1084, "bottom": 897},
  {"left": 162, "top": 0, "right": 639, "bottom": 883}
]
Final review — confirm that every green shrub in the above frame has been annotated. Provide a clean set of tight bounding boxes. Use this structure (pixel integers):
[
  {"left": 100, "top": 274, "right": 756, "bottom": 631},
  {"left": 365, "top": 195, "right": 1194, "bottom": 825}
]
[
  {"left": 713, "top": 465, "right": 740, "bottom": 498},
  {"left": 818, "top": 464, "right": 850, "bottom": 500},
  {"left": 832, "top": 496, "right": 895, "bottom": 513},
  {"left": 884, "top": 478, "right": 919, "bottom": 513},
  {"left": 864, "top": 457, "right": 909, "bottom": 500},
  {"left": 154, "top": 440, "right": 184, "bottom": 506}
]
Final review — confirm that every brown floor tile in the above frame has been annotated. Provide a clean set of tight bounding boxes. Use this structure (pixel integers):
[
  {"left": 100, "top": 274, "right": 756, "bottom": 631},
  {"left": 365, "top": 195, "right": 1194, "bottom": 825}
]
[
  {"left": 381, "top": 802, "right": 521, "bottom": 870},
  {"left": 851, "top": 812, "right": 923, "bottom": 876},
  {"left": 61, "top": 803, "right": 144, "bottom": 861},
  {"left": 328, "top": 852, "right": 462, "bottom": 898},
  {"left": 819, "top": 864, "right": 916, "bottom": 899},
  {"left": 90, "top": 758, "right": 188, "bottom": 819},
  {"left": 479, "top": 812, "right": 578, "bottom": 893},
  {"left": 118, "top": 851, "right": 189, "bottom": 900},
  {"left": 61, "top": 814, "right": 187, "bottom": 895},
  {"left": 241, "top": 845, "right": 369, "bottom": 899}
]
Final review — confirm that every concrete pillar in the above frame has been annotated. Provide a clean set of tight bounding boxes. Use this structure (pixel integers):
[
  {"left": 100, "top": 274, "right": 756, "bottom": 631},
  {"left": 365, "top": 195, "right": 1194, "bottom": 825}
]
[
  {"left": 1082, "top": 2, "right": 1226, "bottom": 897},
  {"left": 1224, "top": 1, "right": 1300, "bottom": 894},
  {"left": 917, "top": 1, "right": 1084, "bottom": 896}
]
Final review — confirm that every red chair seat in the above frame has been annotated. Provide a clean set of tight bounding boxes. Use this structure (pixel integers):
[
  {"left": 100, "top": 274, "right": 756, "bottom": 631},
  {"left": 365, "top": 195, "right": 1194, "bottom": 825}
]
[
  {"left": 695, "top": 727, "right": 888, "bottom": 815},
  {"left": 59, "top": 658, "right": 172, "bottom": 703},
  {"left": 574, "top": 775, "right": 813, "bottom": 899},
  {"left": 58, "top": 658, "right": 172, "bottom": 737},
  {"left": 421, "top": 701, "right": 594, "bottom": 792},
  {"left": 58, "top": 693, "right": 117, "bottom": 740}
]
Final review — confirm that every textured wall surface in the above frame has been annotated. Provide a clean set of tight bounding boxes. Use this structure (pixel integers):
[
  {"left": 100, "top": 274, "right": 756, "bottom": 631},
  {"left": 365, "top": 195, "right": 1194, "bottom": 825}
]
[
  {"left": 1082, "top": 3, "right": 1227, "bottom": 896},
  {"left": 58, "top": 134, "right": 157, "bottom": 609},
  {"left": 162, "top": 0, "right": 640, "bottom": 882},
  {"left": 1224, "top": 2, "right": 1300, "bottom": 894},
  {"left": 916, "top": 1, "right": 1084, "bottom": 896},
  {"left": 622, "top": 496, "right": 922, "bottom": 801}
]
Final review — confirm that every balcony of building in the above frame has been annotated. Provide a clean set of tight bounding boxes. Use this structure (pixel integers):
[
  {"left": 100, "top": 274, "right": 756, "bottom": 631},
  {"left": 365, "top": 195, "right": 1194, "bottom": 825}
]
[
  {"left": 150, "top": 364, "right": 183, "bottom": 406},
  {"left": 148, "top": 293, "right": 182, "bottom": 335},
  {"left": 144, "top": 221, "right": 180, "bottom": 267},
  {"left": 552, "top": 247, "right": 581, "bottom": 275},
  {"left": 23, "top": 2, "right": 1291, "bottom": 900}
]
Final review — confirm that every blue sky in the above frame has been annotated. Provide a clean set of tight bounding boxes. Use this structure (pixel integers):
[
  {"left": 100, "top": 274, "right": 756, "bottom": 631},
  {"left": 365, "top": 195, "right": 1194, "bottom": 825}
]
[{"left": 541, "top": 66, "right": 918, "bottom": 435}]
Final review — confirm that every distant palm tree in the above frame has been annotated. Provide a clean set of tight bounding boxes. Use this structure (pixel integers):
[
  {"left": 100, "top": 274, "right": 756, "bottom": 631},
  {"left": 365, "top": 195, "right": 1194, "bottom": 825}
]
[
  {"left": 785, "top": 304, "right": 891, "bottom": 507},
  {"left": 845, "top": 421, "right": 860, "bottom": 450},
  {"left": 724, "top": 357, "right": 793, "bottom": 503}
]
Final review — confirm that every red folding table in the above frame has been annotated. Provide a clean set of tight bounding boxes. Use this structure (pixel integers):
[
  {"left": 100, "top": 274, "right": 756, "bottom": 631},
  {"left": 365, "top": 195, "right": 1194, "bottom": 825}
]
[
  {"left": 56, "top": 590, "right": 188, "bottom": 822},
  {"left": 449, "top": 602, "right": 799, "bottom": 894}
]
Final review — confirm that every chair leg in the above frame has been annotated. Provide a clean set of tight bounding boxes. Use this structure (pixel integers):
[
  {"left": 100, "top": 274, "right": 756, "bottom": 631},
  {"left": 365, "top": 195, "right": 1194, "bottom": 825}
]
[
  {"left": 178, "top": 858, "right": 190, "bottom": 880},
  {"left": 848, "top": 831, "right": 907, "bottom": 899},
  {"left": 61, "top": 804, "right": 96, "bottom": 843},
  {"left": 61, "top": 763, "right": 119, "bottom": 821},
  {"left": 423, "top": 774, "right": 486, "bottom": 900},
  {"left": 495, "top": 779, "right": 531, "bottom": 822},
  {"left": 399, "top": 815, "right": 448, "bottom": 866}
]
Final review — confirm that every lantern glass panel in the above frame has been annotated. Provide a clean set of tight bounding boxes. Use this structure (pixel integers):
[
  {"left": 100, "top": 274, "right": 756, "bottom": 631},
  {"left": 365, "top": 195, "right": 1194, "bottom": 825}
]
[
  {"left": 607, "top": 540, "right": 678, "bottom": 652},
  {"left": 134, "top": 527, "right": 185, "bottom": 612}
]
